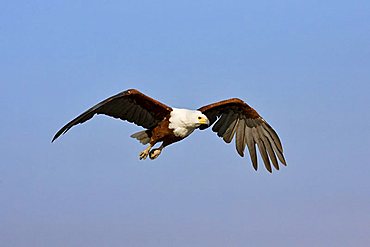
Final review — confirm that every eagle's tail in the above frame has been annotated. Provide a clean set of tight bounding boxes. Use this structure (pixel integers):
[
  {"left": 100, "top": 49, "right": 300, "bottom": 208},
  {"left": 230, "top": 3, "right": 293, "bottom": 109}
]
[{"left": 130, "top": 130, "right": 151, "bottom": 145}]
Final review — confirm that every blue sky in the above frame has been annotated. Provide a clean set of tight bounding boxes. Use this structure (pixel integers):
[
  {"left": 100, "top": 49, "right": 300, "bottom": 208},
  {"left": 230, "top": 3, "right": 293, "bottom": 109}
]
[{"left": 1, "top": 0, "right": 370, "bottom": 246}]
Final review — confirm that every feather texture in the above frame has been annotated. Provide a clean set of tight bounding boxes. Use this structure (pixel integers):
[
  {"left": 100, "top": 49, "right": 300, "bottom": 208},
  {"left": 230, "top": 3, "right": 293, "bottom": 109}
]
[
  {"left": 52, "top": 89, "right": 172, "bottom": 142},
  {"left": 199, "top": 98, "right": 286, "bottom": 172},
  {"left": 53, "top": 90, "right": 287, "bottom": 173}
]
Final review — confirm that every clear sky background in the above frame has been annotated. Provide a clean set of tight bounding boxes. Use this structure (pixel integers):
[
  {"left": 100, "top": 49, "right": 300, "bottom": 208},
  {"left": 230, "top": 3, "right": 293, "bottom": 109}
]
[{"left": 1, "top": 0, "right": 370, "bottom": 246}]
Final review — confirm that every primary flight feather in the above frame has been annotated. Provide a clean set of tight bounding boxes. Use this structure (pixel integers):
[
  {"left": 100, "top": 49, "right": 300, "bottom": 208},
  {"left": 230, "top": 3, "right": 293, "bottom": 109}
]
[{"left": 52, "top": 89, "right": 286, "bottom": 172}]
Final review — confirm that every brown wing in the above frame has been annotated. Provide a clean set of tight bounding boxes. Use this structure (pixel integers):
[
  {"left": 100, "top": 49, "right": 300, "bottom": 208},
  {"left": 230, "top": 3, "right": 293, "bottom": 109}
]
[
  {"left": 52, "top": 89, "right": 172, "bottom": 142},
  {"left": 198, "top": 98, "right": 286, "bottom": 172}
]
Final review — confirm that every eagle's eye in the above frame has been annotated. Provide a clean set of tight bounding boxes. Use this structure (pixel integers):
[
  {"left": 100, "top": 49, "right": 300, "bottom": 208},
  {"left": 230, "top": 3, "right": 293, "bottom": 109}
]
[{"left": 198, "top": 116, "right": 202, "bottom": 120}]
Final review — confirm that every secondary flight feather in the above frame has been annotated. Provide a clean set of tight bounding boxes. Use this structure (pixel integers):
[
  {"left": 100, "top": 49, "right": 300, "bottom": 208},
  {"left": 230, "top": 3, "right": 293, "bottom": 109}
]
[{"left": 52, "top": 89, "right": 287, "bottom": 172}]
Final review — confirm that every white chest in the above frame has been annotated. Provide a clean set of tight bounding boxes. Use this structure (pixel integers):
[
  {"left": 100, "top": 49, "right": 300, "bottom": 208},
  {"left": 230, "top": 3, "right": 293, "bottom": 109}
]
[
  {"left": 171, "top": 127, "right": 195, "bottom": 138},
  {"left": 168, "top": 108, "right": 198, "bottom": 138}
]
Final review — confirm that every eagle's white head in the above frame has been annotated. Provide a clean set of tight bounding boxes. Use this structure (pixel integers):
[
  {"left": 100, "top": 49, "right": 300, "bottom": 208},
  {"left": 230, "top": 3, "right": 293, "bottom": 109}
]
[{"left": 169, "top": 108, "right": 209, "bottom": 137}]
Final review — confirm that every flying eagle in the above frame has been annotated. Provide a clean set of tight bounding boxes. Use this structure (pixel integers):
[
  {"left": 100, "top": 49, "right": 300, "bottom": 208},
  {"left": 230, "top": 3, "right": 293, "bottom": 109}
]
[{"left": 52, "top": 89, "right": 286, "bottom": 172}]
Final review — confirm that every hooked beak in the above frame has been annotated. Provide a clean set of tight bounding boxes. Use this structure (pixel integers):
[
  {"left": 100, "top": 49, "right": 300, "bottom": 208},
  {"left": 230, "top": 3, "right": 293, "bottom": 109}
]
[{"left": 198, "top": 117, "right": 210, "bottom": 125}]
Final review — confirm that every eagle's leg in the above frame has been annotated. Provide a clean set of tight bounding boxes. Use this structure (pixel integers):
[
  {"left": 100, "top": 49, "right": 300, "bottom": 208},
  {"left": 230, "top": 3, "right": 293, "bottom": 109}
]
[
  {"left": 139, "top": 144, "right": 153, "bottom": 160},
  {"left": 149, "top": 144, "right": 164, "bottom": 160}
]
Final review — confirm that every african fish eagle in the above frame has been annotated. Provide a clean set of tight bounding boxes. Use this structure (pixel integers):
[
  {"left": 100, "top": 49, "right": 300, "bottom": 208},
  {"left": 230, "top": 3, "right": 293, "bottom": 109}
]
[{"left": 52, "top": 89, "right": 286, "bottom": 172}]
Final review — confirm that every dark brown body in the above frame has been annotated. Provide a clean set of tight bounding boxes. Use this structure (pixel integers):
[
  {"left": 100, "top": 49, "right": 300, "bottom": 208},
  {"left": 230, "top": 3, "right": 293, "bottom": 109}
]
[{"left": 147, "top": 116, "right": 183, "bottom": 147}]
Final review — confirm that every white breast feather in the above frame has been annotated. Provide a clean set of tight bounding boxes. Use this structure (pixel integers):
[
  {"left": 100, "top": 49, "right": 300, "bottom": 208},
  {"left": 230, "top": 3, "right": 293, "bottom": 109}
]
[{"left": 168, "top": 108, "right": 198, "bottom": 137}]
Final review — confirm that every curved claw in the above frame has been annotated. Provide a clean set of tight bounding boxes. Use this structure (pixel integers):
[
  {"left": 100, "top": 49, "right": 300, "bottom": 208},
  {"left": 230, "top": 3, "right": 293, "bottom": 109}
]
[
  {"left": 139, "top": 150, "right": 149, "bottom": 160},
  {"left": 139, "top": 144, "right": 152, "bottom": 160},
  {"left": 149, "top": 148, "right": 162, "bottom": 160}
]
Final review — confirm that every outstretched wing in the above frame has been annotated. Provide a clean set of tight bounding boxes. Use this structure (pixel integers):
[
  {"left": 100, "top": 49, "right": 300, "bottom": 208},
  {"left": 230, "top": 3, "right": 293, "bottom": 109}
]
[
  {"left": 198, "top": 98, "right": 286, "bottom": 172},
  {"left": 52, "top": 89, "right": 172, "bottom": 142}
]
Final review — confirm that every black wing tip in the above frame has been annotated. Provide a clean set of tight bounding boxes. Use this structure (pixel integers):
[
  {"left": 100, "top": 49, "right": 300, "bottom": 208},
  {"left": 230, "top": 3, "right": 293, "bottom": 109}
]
[
  {"left": 251, "top": 163, "right": 274, "bottom": 173},
  {"left": 265, "top": 165, "right": 272, "bottom": 173},
  {"left": 51, "top": 133, "right": 61, "bottom": 143},
  {"left": 266, "top": 159, "right": 287, "bottom": 172},
  {"left": 251, "top": 159, "right": 258, "bottom": 171},
  {"left": 281, "top": 159, "right": 287, "bottom": 166},
  {"left": 250, "top": 158, "right": 288, "bottom": 173},
  {"left": 51, "top": 127, "right": 69, "bottom": 143}
]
